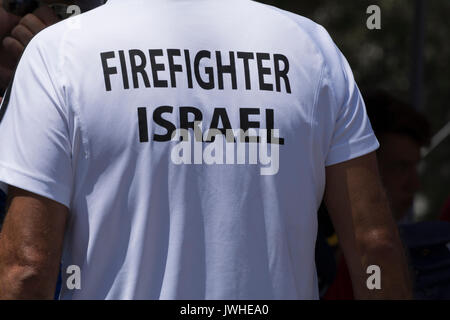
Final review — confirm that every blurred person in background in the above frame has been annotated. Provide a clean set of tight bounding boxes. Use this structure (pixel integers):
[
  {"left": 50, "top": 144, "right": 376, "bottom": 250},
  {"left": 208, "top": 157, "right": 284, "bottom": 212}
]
[
  {"left": 364, "top": 91, "right": 430, "bottom": 222},
  {"left": 0, "top": 0, "right": 104, "bottom": 100},
  {"left": 321, "top": 90, "right": 450, "bottom": 300},
  {"left": 0, "top": 0, "right": 21, "bottom": 96},
  {"left": 0, "top": 0, "right": 61, "bottom": 97}
]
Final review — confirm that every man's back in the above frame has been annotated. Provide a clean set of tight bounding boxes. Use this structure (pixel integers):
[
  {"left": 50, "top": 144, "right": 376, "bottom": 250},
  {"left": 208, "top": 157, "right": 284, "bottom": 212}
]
[{"left": 0, "top": 0, "right": 379, "bottom": 299}]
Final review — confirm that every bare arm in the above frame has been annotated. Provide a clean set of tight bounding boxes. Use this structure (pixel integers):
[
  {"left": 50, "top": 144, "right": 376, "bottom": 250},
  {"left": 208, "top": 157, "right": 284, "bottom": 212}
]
[
  {"left": 0, "top": 186, "right": 68, "bottom": 299},
  {"left": 324, "top": 152, "right": 412, "bottom": 299}
]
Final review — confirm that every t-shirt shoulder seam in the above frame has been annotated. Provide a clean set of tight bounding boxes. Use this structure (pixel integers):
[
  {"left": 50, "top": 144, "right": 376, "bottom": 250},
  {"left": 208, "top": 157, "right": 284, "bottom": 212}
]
[
  {"left": 31, "top": 23, "right": 91, "bottom": 160},
  {"left": 310, "top": 61, "right": 326, "bottom": 188}
]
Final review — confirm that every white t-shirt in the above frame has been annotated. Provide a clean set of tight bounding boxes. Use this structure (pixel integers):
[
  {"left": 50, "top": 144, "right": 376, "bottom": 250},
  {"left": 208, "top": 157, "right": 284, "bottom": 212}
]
[{"left": 0, "top": 0, "right": 379, "bottom": 299}]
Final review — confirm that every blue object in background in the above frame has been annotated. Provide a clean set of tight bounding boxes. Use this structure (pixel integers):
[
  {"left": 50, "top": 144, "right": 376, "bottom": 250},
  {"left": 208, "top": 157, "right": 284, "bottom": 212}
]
[{"left": 399, "top": 221, "right": 450, "bottom": 300}]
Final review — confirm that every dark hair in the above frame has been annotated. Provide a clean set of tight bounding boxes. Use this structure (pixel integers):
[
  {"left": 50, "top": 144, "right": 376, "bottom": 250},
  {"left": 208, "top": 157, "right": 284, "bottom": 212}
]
[{"left": 362, "top": 90, "right": 431, "bottom": 147}]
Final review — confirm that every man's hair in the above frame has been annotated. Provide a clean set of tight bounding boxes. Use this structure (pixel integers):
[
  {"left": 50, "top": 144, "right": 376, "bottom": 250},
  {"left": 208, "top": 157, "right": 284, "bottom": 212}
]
[{"left": 362, "top": 90, "right": 431, "bottom": 147}]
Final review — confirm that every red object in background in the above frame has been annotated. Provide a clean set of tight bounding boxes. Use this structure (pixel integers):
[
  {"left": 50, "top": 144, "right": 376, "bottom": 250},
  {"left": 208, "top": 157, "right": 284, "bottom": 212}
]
[
  {"left": 322, "top": 255, "right": 354, "bottom": 300},
  {"left": 440, "top": 195, "right": 450, "bottom": 222}
]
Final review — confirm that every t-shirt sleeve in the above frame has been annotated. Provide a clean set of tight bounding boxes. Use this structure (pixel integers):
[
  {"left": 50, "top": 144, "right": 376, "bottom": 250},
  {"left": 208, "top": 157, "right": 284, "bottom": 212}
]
[
  {"left": 0, "top": 34, "right": 73, "bottom": 208},
  {"left": 314, "top": 28, "right": 379, "bottom": 167}
]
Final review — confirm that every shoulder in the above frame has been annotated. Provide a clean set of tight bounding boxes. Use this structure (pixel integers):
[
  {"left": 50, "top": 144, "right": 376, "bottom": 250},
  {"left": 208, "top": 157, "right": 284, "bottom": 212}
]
[
  {"left": 248, "top": 1, "right": 338, "bottom": 48},
  {"left": 24, "top": 3, "right": 109, "bottom": 56},
  {"left": 245, "top": 1, "right": 344, "bottom": 74}
]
